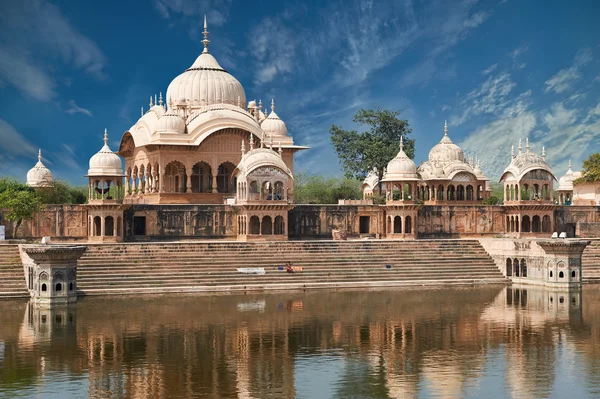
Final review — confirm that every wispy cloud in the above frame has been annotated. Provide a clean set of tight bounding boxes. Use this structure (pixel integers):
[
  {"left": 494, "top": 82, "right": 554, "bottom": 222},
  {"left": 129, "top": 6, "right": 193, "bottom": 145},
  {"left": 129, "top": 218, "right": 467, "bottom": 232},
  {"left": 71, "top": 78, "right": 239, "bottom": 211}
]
[
  {"left": 57, "top": 143, "right": 82, "bottom": 171},
  {"left": 65, "top": 100, "right": 93, "bottom": 117},
  {"left": 0, "top": 0, "right": 107, "bottom": 101},
  {"left": 544, "top": 48, "right": 592, "bottom": 94},
  {"left": 482, "top": 64, "right": 498, "bottom": 75},
  {"left": 0, "top": 119, "right": 38, "bottom": 161},
  {"left": 510, "top": 44, "right": 528, "bottom": 69},
  {"left": 251, "top": 18, "right": 296, "bottom": 85},
  {"left": 154, "top": 0, "right": 231, "bottom": 38}
]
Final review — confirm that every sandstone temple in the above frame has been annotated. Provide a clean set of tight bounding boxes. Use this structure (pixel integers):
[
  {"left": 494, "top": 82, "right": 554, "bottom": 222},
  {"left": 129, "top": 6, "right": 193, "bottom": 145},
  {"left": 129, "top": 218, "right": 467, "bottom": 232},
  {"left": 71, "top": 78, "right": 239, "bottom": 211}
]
[{"left": 5, "top": 19, "right": 600, "bottom": 243}]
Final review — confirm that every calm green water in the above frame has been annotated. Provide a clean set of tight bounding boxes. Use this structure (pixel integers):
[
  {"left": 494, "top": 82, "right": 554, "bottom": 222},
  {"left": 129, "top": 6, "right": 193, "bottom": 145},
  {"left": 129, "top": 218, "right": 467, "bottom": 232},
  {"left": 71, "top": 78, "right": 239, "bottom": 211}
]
[{"left": 1, "top": 286, "right": 600, "bottom": 399}]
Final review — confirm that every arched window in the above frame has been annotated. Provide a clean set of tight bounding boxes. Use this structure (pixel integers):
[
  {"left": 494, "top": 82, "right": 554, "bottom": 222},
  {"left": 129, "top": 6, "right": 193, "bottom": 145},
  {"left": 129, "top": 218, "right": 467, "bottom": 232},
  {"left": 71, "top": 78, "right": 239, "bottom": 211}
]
[
  {"left": 192, "top": 162, "right": 212, "bottom": 193},
  {"left": 69, "top": 282, "right": 74, "bottom": 291},
  {"left": 506, "top": 258, "right": 512, "bottom": 276},
  {"left": 542, "top": 215, "right": 551, "bottom": 233},
  {"left": 559, "top": 271, "right": 564, "bottom": 278},
  {"left": 249, "top": 216, "right": 260, "bottom": 235},
  {"left": 394, "top": 216, "right": 402, "bottom": 233},
  {"left": 437, "top": 185, "right": 444, "bottom": 200},
  {"left": 550, "top": 271, "right": 553, "bottom": 278},
  {"left": 262, "top": 216, "right": 273, "bottom": 235},
  {"left": 405, "top": 216, "right": 412, "bottom": 234},
  {"left": 571, "top": 270, "right": 576, "bottom": 278},
  {"left": 274, "top": 181, "right": 284, "bottom": 200},
  {"left": 522, "top": 216, "right": 531, "bottom": 233},
  {"left": 56, "top": 283, "right": 62, "bottom": 292},
  {"left": 513, "top": 259, "right": 520, "bottom": 277},
  {"left": 41, "top": 283, "right": 47, "bottom": 292},
  {"left": 521, "top": 258, "right": 527, "bottom": 277},
  {"left": 466, "top": 185, "right": 474, "bottom": 201},
  {"left": 274, "top": 216, "right": 285, "bottom": 235},
  {"left": 94, "top": 216, "right": 101, "bottom": 236},
  {"left": 457, "top": 185, "right": 465, "bottom": 201},
  {"left": 105, "top": 216, "right": 114, "bottom": 236},
  {"left": 532, "top": 215, "right": 541, "bottom": 233},
  {"left": 164, "top": 161, "right": 187, "bottom": 193},
  {"left": 448, "top": 185, "right": 456, "bottom": 201},
  {"left": 217, "top": 162, "right": 235, "bottom": 193}
]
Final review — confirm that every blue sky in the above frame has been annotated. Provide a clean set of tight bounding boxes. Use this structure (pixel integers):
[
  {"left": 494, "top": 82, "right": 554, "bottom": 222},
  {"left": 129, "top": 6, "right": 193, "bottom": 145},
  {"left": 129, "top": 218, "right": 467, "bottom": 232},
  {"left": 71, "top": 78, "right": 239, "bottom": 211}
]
[{"left": 1, "top": 0, "right": 599, "bottom": 185}]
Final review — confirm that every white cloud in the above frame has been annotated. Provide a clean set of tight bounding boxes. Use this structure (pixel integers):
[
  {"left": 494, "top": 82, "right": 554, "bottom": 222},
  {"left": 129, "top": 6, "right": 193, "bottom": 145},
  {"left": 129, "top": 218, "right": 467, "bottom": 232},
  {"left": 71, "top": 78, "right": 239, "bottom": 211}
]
[
  {"left": 65, "top": 100, "right": 93, "bottom": 117},
  {"left": 510, "top": 44, "right": 528, "bottom": 69},
  {"left": 0, "top": 119, "right": 38, "bottom": 160},
  {"left": 544, "top": 48, "right": 592, "bottom": 94},
  {"left": 251, "top": 18, "right": 296, "bottom": 85},
  {"left": 482, "top": 64, "right": 498, "bottom": 75},
  {"left": 542, "top": 103, "right": 578, "bottom": 129},
  {"left": 154, "top": 0, "right": 230, "bottom": 39},
  {"left": 0, "top": 0, "right": 107, "bottom": 101},
  {"left": 57, "top": 144, "right": 81, "bottom": 170}
]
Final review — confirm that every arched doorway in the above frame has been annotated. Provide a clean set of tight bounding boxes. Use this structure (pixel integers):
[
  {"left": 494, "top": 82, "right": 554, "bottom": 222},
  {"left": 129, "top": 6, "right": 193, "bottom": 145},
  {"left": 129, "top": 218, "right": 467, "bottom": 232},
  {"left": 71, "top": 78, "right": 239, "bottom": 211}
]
[
  {"left": 532, "top": 216, "right": 541, "bottom": 233},
  {"left": 506, "top": 258, "right": 512, "bottom": 276},
  {"left": 93, "top": 216, "right": 101, "bottom": 236},
  {"left": 274, "top": 216, "right": 285, "bottom": 235},
  {"left": 164, "top": 161, "right": 187, "bottom": 193},
  {"left": 262, "top": 216, "right": 273, "bottom": 235},
  {"left": 542, "top": 215, "right": 551, "bottom": 233},
  {"left": 405, "top": 216, "right": 412, "bottom": 234},
  {"left": 394, "top": 216, "right": 401, "bottom": 233},
  {"left": 217, "top": 162, "right": 235, "bottom": 193},
  {"left": 191, "top": 162, "right": 212, "bottom": 193},
  {"left": 249, "top": 216, "right": 260, "bottom": 235},
  {"left": 105, "top": 216, "right": 114, "bottom": 236},
  {"left": 522, "top": 216, "right": 531, "bottom": 233},
  {"left": 513, "top": 258, "right": 520, "bottom": 277}
]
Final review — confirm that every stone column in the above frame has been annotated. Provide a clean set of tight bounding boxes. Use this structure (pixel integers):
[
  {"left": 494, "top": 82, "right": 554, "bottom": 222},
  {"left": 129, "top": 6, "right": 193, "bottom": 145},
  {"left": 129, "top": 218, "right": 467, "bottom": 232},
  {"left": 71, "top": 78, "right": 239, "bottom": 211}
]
[
  {"left": 159, "top": 168, "right": 165, "bottom": 193},
  {"left": 125, "top": 173, "right": 130, "bottom": 197},
  {"left": 186, "top": 172, "right": 192, "bottom": 194},
  {"left": 212, "top": 174, "right": 218, "bottom": 193},
  {"left": 100, "top": 216, "right": 105, "bottom": 237}
]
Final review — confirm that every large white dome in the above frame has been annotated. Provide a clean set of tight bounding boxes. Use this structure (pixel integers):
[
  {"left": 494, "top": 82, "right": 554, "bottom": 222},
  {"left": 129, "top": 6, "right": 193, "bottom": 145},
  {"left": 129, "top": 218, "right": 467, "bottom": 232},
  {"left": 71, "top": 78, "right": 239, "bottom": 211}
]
[
  {"left": 382, "top": 137, "right": 418, "bottom": 181},
  {"left": 26, "top": 150, "right": 53, "bottom": 188},
  {"left": 88, "top": 130, "right": 124, "bottom": 177},
  {"left": 429, "top": 122, "right": 464, "bottom": 164},
  {"left": 165, "top": 22, "right": 245, "bottom": 110}
]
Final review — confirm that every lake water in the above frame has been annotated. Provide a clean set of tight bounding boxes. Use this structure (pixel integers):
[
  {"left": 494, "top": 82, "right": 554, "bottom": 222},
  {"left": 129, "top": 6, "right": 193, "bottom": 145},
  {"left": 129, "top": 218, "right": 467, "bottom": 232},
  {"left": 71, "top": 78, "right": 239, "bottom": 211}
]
[{"left": 1, "top": 285, "right": 600, "bottom": 398}]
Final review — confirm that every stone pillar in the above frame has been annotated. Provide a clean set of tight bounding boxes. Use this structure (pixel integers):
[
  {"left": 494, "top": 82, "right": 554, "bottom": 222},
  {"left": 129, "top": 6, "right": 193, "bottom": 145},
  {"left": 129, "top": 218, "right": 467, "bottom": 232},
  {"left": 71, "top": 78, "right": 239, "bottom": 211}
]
[
  {"left": 20, "top": 245, "right": 87, "bottom": 305},
  {"left": 101, "top": 217, "right": 105, "bottom": 237},
  {"left": 537, "top": 239, "right": 590, "bottom": 289},
  {"left": 212, "top": 174, "right": 218, "bottom": 194},
  {"left": 159, "top": 168, "right": 165, "bottom": 193},
  {"left": 186, "top": 173, "right": 192, "bottom": 194}
]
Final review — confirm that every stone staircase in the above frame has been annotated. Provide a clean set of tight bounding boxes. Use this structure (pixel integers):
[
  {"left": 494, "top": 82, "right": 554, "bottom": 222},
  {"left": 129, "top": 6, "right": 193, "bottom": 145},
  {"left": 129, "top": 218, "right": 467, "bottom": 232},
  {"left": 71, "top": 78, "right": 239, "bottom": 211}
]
[
  {"left": 582, "top": 240, "right": 600, "bottom": 283},
  {"left": 72, "top": 240, "right": 508, "bottom": 296},
  {"left": 0, "top": 244, "right": 28, "bottom": 298}
]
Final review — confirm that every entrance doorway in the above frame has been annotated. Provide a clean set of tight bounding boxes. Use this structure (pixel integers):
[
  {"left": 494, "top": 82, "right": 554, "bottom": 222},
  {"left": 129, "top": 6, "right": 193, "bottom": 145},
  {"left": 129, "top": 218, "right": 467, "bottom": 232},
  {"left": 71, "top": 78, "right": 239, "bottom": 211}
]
[
  {"left": 359, "top": 216, "right": 370, "bottom": 234},
  {"left": 133, "top": 216, "right": 146, "bottom": 236}
]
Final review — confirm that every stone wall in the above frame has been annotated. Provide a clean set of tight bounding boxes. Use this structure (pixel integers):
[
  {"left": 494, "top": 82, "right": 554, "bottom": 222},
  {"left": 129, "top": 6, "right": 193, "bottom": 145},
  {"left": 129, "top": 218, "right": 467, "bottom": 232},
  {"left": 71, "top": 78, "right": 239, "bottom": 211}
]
[
  {"left": 417, "top": 205, "right": 505, "bottom": 238},
  {"left": 554, "top": 206, "right": 600, "bottom": 237},
  {"left": 288, "top": 205, "right": 382, "bottom": 238},
  {"left": 1, "top": 205, "right": 88, "bottom": 240},
  {"left": 479, "top": 238, "right": 546, "bottom": 278}
]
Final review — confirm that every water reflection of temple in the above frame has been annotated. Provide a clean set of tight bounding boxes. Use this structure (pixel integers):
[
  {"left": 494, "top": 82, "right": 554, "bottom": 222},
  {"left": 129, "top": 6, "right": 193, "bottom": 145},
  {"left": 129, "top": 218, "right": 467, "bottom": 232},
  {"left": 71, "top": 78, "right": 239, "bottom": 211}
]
[{"left": 1, "top": 287, "right": 600, "bottom": 398}]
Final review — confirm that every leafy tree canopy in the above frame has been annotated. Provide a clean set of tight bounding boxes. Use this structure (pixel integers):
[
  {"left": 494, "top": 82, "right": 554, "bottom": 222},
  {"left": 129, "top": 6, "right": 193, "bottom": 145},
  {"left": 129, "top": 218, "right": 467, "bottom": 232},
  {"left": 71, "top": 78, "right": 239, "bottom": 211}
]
[
  {"left": 574, "top": 153, "right": 600, "bottom": 184},
  {"left": 330, "top": 107, "right": 413, "bottom": 194},
  {"left": 0, "top": 180, "right": 41, "bottom": 237},
  {"left": 294, "top": 172, "right": 362, "bottom": 204}
]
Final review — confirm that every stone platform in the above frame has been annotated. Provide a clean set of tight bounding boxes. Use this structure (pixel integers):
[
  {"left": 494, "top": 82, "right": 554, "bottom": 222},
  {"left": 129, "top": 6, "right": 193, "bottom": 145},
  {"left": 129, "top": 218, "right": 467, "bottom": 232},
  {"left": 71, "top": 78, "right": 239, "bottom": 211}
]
[{"left": 2, "top": 240, "right": 509, "bottom": 298}]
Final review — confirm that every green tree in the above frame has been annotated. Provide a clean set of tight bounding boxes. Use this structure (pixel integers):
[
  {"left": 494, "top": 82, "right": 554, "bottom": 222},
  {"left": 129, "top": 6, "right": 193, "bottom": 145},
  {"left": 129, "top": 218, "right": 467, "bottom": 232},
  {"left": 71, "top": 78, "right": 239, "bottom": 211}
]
[
  {"left": 293, "top": 172, "right": 362, "bottom": 204},
  {"left": 330, "top": 107, "right": 413, "bottom": 195},
  {"left": 574, "top": 153, "right": 600, "bottom": 184},
  {"left": 37, "top": 180, "right": 88, "bottom": 204},
  {"left": 0, "top": 180, "right": 41, "bottom": 238}
]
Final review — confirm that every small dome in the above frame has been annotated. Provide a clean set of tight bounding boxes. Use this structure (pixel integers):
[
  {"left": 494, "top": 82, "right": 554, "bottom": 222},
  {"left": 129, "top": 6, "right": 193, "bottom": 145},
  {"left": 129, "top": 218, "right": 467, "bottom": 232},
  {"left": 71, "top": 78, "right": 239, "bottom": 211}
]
[
  {"left": 26, "top": 150, "right": 53, "bottom": 187},
  {"left": 558, "top": 161, "right": 582, "bottom": 191},
  {"left": 261, "top": 99, "right": 288, "bottom": 137},
  {"left": 429, "top": 122, "right": 464, "bottom": 164},
  {"left": 156, "top": 109, "right": 186, "bottom": 134},
  {"left": 234, "top": 146, "right": 291, "bottom": 179},
  {"left": 500, "top": 139, "right": 556, "bottom": 183},
  {"left": 362, "top": 168, "right": 379, "bottom": 190},
  {"left": 382, "top": 137, "right": 418, "bottom": 181},
  {"left": 88, "top": 130, "right": 124, "bottom": 176}
]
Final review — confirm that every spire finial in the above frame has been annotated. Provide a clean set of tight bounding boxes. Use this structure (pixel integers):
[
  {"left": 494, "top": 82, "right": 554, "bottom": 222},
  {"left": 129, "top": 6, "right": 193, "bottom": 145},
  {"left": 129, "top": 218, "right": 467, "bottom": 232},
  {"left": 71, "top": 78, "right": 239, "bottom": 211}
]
[
  {"left": 202, "top": 15, "right": 210, "bottom": 53},
  {"left": 526, "top": 137, "right": 530, "bottom": 152},
  {"left": 271, "top": 98, "right": 275, "bottom": 113},
  {"left": 154, "top": 94, "right": 157, "bottom": 107},
  {"left": 104, "top": 128, "right": 109, "bottom": 145},
  {"left": 38, "top": 149, "right": 42, "bottom": 162},
  {"left": 159, "top": 92, "right": 163, "bottom": 107},
  {"left": 444, "top": 120, "right": 448, "bottom": 136},
  {"left": 149, "top": 96, "right": 153, "bottom": 107},
  {"left": 518, "top": 139, "right": 522, "bottom": 154},
  {"left": 511, "top": 145, "right": 514, "bottom": 158},
  {"left": 542, "top": 146, "right": 546, "bottom": 159},
  {"left": 249, "top": 133, "right": 254, "bottom": 150},
  {"left": 278, "top": 141, "right": 282, "bottom": 157},
  {"left": 399, "top": 135, "right": 404, "bottom": 151},
  {"left": 141, "top": 107, "right": 144, "bottom": 117},
  {"left": 241, "top": 139, "right": 246, "bottom": 155},
  {"left": 569, "top": 159, "right": 572, "bottom": 170}
]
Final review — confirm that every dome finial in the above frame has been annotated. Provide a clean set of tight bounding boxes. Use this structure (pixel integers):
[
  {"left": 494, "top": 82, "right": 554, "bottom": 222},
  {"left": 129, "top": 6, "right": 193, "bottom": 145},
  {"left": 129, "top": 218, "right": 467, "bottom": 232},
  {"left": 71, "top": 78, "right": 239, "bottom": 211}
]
[
  {"left": 518, "top": 139, "right": 522, "bottom": 154},
  {"left": 511, "top": 145, "right": 515, "bottom": 158},
  {"left": 38, "top": 149, "right": 42, "bottom": 162},
  {"left": 149, "top": 96, "right": 153, "bottom": 107},
  {"left": 278, "top": 141, "right": 282, "bottom": 157},
  {"left": 154, "top": 94, "right": 157, "bottom": 107},
  {"left": 444, "top": 120, "right": 448, "bottom": 136},
  {"left": 104, "top": 128, "right": 109, "bottom": 145},
  {"left": 399, "top": 135, "right": 404, "bottom": 152},
  {"left": 249, "top": 133, "right": 254, "bottom": 150},
  {"left": 141, "top": 107, "right": 144, "bottom": 117},
  {"left": 526, "top": 137, "right": 530, "bottom": 152},
  {"left": 271, "top": 98, "right": 275, "bottom": 113},
  {"left": 569, "top": 159, "right": 572, "bottom": 170},
  {"left": 241, "top": 138, "right": 245, "bottom": 155},
  {"left": 159, "top": 92, "right": 163, "bottom": 106},
  {"left": 542, "top": 145, "right": 545, "bottom": 159},
  {"left": 202, "top": 15, "right": 210, "bottom": 53}
]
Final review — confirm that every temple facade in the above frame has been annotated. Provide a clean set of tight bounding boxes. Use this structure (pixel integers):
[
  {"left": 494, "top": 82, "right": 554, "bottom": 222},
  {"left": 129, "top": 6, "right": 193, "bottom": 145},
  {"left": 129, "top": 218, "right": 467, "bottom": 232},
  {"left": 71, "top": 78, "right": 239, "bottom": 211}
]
[{"left": 7, "top": 18, "right": 600, "bottom": 242}]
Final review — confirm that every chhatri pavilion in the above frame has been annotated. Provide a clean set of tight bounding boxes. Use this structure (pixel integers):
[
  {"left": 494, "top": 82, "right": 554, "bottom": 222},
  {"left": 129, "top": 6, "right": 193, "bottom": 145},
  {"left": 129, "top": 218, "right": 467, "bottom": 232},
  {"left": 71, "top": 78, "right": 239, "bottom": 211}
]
[{"left": 15, "top": 18, "right": 600, "bottom": 242}]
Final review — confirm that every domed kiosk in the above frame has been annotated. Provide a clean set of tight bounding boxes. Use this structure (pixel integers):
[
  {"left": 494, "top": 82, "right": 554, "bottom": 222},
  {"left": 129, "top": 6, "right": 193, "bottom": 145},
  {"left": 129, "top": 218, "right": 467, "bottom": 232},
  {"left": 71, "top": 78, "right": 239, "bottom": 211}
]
[
  {"left": 499, "top": 138, "right": 556, "bottom": 236},
  {"left": 86, "top": 129, "right": 125, "bottom": 242},
  {"left": 232, "top": 134, "right": 293, "bottom": 240}
]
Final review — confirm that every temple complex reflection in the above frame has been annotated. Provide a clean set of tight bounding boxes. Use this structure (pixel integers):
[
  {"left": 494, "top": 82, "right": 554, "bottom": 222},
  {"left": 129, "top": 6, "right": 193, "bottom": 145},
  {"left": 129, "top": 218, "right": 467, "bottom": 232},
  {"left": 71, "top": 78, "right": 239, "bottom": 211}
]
[{"left": 1, "top": 287, "right": 600, "bottom": 398}]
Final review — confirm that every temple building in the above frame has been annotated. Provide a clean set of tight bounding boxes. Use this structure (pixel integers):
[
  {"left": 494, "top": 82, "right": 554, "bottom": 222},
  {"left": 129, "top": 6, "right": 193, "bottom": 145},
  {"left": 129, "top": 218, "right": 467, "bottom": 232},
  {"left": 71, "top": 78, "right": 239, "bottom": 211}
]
[
  {"left": 9, "top": 18, "right": 600, "bottom": 242},
  {"left": 117, "top": 18, "right": 306, "bottom": 206}
]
